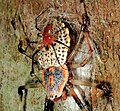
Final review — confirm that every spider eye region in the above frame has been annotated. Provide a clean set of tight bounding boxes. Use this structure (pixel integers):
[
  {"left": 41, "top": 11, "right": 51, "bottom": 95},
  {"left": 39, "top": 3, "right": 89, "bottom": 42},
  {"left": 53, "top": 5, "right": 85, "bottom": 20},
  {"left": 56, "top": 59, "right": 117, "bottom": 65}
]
[
  {"left": 43, "top": 24, "right": 54, "bottom": 46},
  {"left": 43, "top": 35, "right": 54, "bottom": 46}
]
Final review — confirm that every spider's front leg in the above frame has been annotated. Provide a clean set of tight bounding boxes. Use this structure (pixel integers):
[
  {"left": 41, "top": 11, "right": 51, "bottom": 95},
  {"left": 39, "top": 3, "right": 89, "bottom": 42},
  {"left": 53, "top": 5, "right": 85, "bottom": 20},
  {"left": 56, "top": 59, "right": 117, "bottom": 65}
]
[
  {"left": 18, "top": 38, "right": 37, "bottom": 58},
  {"left": 67, "top": 80, "right": 92, "bottom": 110},
  {"left": 18, "top": 76, "right": 43, "bottom": 111},
  {"left": 18, "top": 38, "right": 41, "bottom": 76},
  {"left": 30, "top": 49, "right": 40, "bottom": 76},
  {"left": 18, "top": 39, "right": 30, "bottom": 58}
]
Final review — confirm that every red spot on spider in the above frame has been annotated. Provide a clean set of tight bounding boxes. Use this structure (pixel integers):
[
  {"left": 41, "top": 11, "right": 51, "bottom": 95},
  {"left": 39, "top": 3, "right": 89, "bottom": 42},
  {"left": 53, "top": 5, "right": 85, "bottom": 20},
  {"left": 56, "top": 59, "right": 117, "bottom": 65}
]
[{"left": 43, "top": 24, "right": 55, "bottom": 47}]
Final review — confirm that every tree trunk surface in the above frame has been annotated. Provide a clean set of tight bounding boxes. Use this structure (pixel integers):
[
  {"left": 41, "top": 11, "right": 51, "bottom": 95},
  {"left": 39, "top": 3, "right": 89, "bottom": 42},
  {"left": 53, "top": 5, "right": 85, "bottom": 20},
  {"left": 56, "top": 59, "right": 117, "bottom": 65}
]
[{"left": 0, "top": 0, "right": 119, "bottom": 111}]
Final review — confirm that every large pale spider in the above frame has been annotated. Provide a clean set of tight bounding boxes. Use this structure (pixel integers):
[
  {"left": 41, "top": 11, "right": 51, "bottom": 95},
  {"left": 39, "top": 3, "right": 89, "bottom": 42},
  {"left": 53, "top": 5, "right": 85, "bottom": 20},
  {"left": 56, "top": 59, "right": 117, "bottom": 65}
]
[{"left": 11, "top": 5, "right": 112, "bottom": 111}]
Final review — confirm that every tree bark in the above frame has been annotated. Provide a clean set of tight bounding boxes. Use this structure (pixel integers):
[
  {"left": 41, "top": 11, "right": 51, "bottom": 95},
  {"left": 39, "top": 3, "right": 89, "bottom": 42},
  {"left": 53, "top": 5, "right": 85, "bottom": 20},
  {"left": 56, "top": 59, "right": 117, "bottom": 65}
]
[{"left": 0, "top": 0, "right": 119, "bottom": 111}]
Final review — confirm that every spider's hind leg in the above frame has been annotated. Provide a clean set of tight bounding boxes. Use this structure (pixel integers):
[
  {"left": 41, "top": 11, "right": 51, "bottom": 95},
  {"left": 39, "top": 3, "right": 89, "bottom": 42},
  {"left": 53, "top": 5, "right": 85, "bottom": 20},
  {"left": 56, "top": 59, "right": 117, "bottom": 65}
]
[
  {"left": 18, "top": 85, "right": 27, "bottom": 102},
  {"left": 18, "top": 76, "right": 43, "bottom": 111},
  {"left": 67, "top": 78, "right": 92, "bottom": 111},
  {"left": 18, "top": 85, "right": 28, "bottom": 111}
]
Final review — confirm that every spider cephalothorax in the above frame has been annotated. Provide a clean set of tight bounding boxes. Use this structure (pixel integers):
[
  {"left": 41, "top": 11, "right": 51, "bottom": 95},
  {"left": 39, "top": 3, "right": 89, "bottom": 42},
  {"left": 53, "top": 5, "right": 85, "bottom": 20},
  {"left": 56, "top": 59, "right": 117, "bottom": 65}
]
[{"left": 42, "top": 24, "right": 54, "bottom": 47}]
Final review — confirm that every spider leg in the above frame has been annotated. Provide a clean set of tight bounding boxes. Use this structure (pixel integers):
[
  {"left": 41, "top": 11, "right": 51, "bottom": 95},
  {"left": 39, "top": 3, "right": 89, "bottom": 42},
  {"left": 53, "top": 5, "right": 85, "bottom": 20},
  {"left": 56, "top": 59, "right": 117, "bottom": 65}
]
[
  {"left": 35, "top": 7, "right": 50, "bottom": 32},
  {"left": 18, "top": 86, "right": 28, "bottom": 111},
  {"left": 68, "top": 79, "right": 92, "bottom": 110},
  {"left": 30, "top": 49, "right": 40, "bottom": 76},
  {"left": 11, "top": 18, "right": 16, "bottom": 30},
  {"left": 67, "top": 30, "right": 84, "bottom": 62},
  {"left": 53, "top": 85, "right": 86, "bottom": 109},
  {"left": 18, "top": 38, "right": 43, "bottom": 76},
  {"left": 84, "top": 32, "right": 93, "bottom": 54},
  {"left": 18, "top": 80, "right": 43, "bottom": 101},
  {"left": 69, "top": 79, "right": 92, "bottom": 87},
  {"left": 18, "top": 86, "right": 27, "bottom": 102},
  {"left": 69, "top": 87, "right": 92, "bottom": 110},
  {"left": 75, "top": 85, "right": 92, "bottom": 111},
  {"left": 70, "top": 79, "right": 112, "bottom": 110},
  {"left": 69, "top": 32, "right": 93, "bottom": 69},
  {"left": 11, "top": 0, "right": 21, "bottom": 30},
  {"left": 69, "top": 13, "right": 93, "bottom": 68},
  {"left": 55, "top": 40, "right": 70, "bottom": 48},
  {"left": 70, "top": 54, "right": 92, "bottom": 68},
  {"left": 18, "top": 39, "right": 38, "bottom": 76},
  {"left": 69, "top": 88, "right": 84, "bottom": 109},
  {"left": 70, "top": 79, "right": 112, "bottom": 99},
  {"left": 18, "top": 38, "right": 38, "bottom": 57},
  {"left": 35, "top": 15, "right": 41, "bottom": 32},
  {"left": 18, "top": 77, "right": 43, "bottom": 111}
]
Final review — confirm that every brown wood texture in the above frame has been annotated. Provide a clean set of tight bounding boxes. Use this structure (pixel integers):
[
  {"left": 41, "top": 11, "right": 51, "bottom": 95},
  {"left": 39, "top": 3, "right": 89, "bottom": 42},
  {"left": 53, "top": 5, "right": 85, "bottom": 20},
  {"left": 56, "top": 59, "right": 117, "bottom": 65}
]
[{"left": 0, "top": 0, "right": 119, "bottom": 111}]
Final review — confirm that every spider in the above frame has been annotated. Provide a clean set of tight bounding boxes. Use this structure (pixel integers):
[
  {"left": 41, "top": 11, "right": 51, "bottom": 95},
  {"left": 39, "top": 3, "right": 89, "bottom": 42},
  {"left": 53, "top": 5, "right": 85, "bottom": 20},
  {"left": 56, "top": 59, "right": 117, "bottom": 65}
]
[
  {"left": 11, "top": 2, "right": 112, "bottom": 111},
  {"left": 15, "top": 13, "right": 112, "bottom": 111}
]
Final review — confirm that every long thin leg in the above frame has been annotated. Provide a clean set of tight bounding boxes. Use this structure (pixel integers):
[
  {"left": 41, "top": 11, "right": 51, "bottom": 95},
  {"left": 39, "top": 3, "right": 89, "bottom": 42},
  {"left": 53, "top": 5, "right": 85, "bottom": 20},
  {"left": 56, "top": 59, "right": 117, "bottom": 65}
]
[
  {"left": 18, "top": 78, "right": 43, "bottom": 111},
  {"left": 69, "top": 79, "right": 112, "bottom": 110},
  {"left": 68, "top": 80, "right": 92, "bottom": 110},
  {"left": 69, "top": 31, "right": 93, "bottom": 69},
  {"left": 30, "top": 49, "right": 40, "bottom": 76},
  {"left": 84, "top": 32, "right": 93, "bottom": 54},
  {"left": 69, "top": 88, "right": 88, "bottom": 109},
  {"left": 18, "top": 38, "right": 41, "bottom": 76},
  {"left": 18, "top": 39, "right": 38, "bottom": 58},
  {"left": 18, "top": 86, "right": 28, "bottom": 111},
  {"left": 68, "top": 13, "right": 93, "bottom": 68},
  {"left": 67, "top": 31, "right": 85, "bottom": 62},
  {"left": 11, "top": 0, "right": 21, "bottom": 30},
  {"left": 35, "top": 7, "right": 50, "bottom": 32},
  {"left": 55, "top": 40, "right": 70, "bottom": 48}
]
